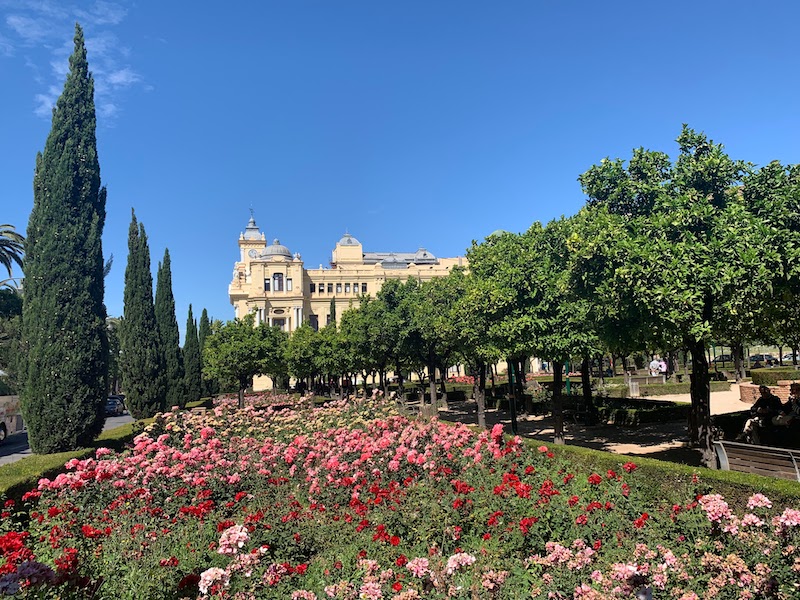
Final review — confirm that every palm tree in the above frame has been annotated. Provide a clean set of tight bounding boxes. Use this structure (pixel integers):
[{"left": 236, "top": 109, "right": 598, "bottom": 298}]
[{"left": 0, "top": 224, "right": 24, "bottom": 279}]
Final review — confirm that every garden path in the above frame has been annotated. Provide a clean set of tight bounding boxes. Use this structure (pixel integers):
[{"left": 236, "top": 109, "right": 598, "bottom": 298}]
[{"left": 439, "top": 384, "right": 751, "bottom": 468}]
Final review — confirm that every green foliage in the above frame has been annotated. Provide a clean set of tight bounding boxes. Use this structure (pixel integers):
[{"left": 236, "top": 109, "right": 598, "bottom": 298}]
[
  {"left": 0, "top": 224, "right": 24, "bottom": 279},
  {"left": 120, "top": 211, "right": 166, "bottom": 419},
  {"left": 0, "top": 288, "right": 22, "bottom": 318},
  {"left": 750, "top": 368, "right": 800, "bottom": 386},
  {"left": 198, "top": 307, "right": 216, "bottom": 397},
  {"left": 154, "top": 249, "right": 186, "bottom": 408},
  {"left": 106, "top": 317, "right": 121, "bottom": 394},
  {"left": 203, "top": 315, "right": 288, "bottom": 403},
  {"left": 286, "top": 322, "right": 318, "bottom": 381},
  {"left": 21, "top": 24, "right": 109, "bottom": 454},
  {"left": 183, "top": 305, "right": 202, "bottom": 404}
]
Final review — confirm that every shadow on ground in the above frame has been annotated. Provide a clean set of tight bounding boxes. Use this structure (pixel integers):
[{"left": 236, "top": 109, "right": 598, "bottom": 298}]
[{"left": 437, "top": 400, "right": 704, "bottom": 467}]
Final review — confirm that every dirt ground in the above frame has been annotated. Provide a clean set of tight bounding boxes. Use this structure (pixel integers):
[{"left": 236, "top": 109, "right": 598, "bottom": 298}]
[{"left": 437, "top": 384, "right": 752, "bottom": 468}]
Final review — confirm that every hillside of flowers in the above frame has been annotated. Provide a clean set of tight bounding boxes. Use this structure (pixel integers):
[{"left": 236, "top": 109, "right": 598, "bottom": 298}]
[{"left": 1, "top": 393, "right": 799, "bottom": 599}]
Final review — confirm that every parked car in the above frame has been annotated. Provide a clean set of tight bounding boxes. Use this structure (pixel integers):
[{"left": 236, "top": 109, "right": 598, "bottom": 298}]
[
  {"left": 105, "top": 396, "right": 125, "bottom": 417},
  {"left": 712, "top": 354, "right": 733, "bottom": 364},
  {"left": 748, "top": 354, "right": 776, "bottom": 363}
]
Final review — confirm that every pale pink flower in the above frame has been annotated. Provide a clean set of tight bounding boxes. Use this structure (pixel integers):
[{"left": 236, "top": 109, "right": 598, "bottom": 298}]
[
  {"left": 199, "top": 567, "right": 230, "bottom": 594},
  {"left": 359, "top": 581, "right": 383, "bottom": 599},
  {"left": 445, "top": 552, "right": 476, "bottom": 575},
  {"left": 218, "top": 525, "right": 250, "bottom": 555},
  {"left": 406, "top": 558, "right": 430, "bottom": 578},
  {"left": 747, "top": 493, "right": 772, "bottom": 509}
]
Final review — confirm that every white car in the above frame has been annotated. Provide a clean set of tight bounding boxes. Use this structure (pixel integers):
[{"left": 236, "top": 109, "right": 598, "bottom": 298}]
[{"left": 782, "top": 352, "right": 798, "bottom": 363}]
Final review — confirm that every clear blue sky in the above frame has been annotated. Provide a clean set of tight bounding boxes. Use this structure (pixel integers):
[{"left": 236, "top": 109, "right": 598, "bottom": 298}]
[{"left": 3, "top": 1, "right": 800, "bottom": 336}]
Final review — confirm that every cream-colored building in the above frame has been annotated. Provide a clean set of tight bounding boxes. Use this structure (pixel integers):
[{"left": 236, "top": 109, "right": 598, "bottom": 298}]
[{"left": 229, "top": 216, "right": 466, "bottom": 332}]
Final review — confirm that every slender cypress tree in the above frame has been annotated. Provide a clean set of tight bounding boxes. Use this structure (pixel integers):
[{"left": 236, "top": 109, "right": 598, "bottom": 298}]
[
  {"left": 121, "top": 210, "right": 165, "bottom": 418},
  {"left": 155, "top": 248, "right": 186, "bottom": 408},
  {"left": 183, "top": 304, "right": 201, "bottom": 403},
  {"left": 330, "top": 297, "right": 337, "bottom": 324},
  {"left": 199, "top": 308, "right": 211, "bottom": 351},
  {"left": 198, "top": 308, "right": 214, "bottom": 396},
  {"left": 22, "top": 24, "right": 108, "bottom": 453}
]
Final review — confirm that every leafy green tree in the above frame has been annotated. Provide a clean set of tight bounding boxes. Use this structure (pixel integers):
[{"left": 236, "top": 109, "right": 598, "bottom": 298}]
[
  {"left": 121, "top": 211, "right": 166, "bottom": 419},
  {"left": 286, "top": 322, "right": 318, "bottom": 386},
  {"left": 407, "top": 274, "right": 464, "bottom": 411},
  {"left": 21, "top": 25, "right": 109, "bottom": 453},
  {"left": 155, "top": 249, "right": 186, "bottom": 408},
  {"left": 575, "top": 126, "right": 771, "bottom": 465},
  {"left": 183, "top": 305, "right": 202, "bottom": 403},
  {"left": 203, "top": 315, "right": 287, "bottom": 407}
]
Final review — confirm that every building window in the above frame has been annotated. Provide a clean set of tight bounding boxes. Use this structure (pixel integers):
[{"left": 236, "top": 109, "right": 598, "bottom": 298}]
[
  {"left": 336, "top": 283, "right": 342, "bottom": 294},
  {"left": 361, "top": 283, "right": 367, "bottom": 294},
  {"left": 327, "top": 283, "right": 333, "bottom": 293},
  {"left": 286, "top": 278, "right": 293, "bottom": 291},
  {"left": 353, "top": 282, "right": 358, "bottom": 293},
  {"left": 272, "top": 317, "right": 285, "bottom": 330},
  {"left": 309, "top": 315, "right": 319, "bottom": 331},
  {"left": 344, "top": 283, "right": 350, "bottom": 293},
  {"left": 326, "top": 314, "right": 332, "bottom": 325},
  {"left": 273, "top": 273, "right": 283, "bottom": 292},
  {"left": 264, "top": 279, "right": 270, "bottom": 292},
  {"left": 310, "top": 283, "right": 316, "bottom": 293}
]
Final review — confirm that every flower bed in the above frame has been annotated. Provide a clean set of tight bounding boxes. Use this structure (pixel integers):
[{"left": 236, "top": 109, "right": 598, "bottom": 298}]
[{"left": 1, "top": 394, "right": 799, "bottom": 598}]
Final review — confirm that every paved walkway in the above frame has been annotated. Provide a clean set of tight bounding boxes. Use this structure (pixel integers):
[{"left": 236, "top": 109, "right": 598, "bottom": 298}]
[{"left": 439, "top": 384, "right": 752, "bottom": 467}]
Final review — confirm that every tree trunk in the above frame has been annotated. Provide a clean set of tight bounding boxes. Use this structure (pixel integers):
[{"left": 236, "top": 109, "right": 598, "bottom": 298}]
[
  {"left": 473, "top": 361, "right": 486, "bottom": 429},
  {"left": 687, "top": 339, "right": 715, "bottom": 467},
  {"left": 428, "top": 360, "right": 439, "bottom": 414},
  {"left": 490, "top": 363, "right": 496, "bottom": 395},
  {"left": 238, "top": 386, "right": 245, "bottom": 409},
  {"left": 507, "top": 357, "right": 518, "bottom": 435},
  {"left": 552, "top": 360, "right": 564, "bottom": 445},
  {"left": 581, "top": 355, "right": 595, "bottom": 425},
  {"left": 438, "top": 370, "right": 448, "bottom": 409},
  {"left": 731, "top": 343, "right": 745, "bottom": 382}
]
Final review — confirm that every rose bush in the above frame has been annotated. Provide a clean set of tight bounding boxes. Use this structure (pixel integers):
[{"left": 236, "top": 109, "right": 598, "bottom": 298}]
[{"left": 0, "top": 392, "right": 798, "bottom": 598}]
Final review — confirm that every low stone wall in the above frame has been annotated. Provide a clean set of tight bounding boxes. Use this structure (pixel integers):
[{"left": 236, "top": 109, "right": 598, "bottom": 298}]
[{"left": 739, "top": 380, "right": 798, "bottom": 405}]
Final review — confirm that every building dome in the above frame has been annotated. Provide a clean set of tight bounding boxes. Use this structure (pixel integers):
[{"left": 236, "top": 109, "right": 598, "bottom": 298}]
[
  {"left": 262, "top": 239, "right": 292, "bottom": 258},
  {"left": 338, "top": 233, "right": 360, "bottom": 246}
]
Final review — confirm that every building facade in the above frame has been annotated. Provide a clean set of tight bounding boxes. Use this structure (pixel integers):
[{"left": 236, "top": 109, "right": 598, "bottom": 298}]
[{"left": 228, "top": 216, "right": 466, "bottom": 333}]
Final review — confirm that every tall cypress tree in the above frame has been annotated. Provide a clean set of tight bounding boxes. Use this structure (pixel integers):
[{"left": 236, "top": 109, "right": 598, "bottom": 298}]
[
  {"left": 22, "top": 24, "right": 108, "bottom": 453},
  {"left": 183, "top": 304, "right": 201, "bottom": 403},
  {"left": 199, "top": 308, "right": 211, "bottom": 352},
  {"left": 121, "top": 210, "right": 165, "bottom": 418},
  {"left": 155, "top": 248, "right": 186, "bottom": 408},
  {"left": 198, "top": 308, "right": 214, "bottom": 396}
]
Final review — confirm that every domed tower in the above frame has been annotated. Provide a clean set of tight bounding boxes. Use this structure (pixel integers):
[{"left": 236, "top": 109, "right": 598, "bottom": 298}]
[
  {"left": 331, "top": 232, "right": 363, "bottom": 266},
  {"left": 238, "top": 214, "right": 266, "bottom": 262}
]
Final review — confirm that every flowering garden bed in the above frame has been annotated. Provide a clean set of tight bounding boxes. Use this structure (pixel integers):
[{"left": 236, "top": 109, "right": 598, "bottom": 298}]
[{"left": 1, "top": 394, "right": 799, "bottom": 598}]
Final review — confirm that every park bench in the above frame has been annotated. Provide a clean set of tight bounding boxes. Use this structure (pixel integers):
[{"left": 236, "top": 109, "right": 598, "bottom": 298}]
[{"left": 713, "top": 440, "right": 800, "bottom": 481}]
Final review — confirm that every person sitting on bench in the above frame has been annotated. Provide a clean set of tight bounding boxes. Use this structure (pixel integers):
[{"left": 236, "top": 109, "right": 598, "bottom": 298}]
[
  {"left": 737, "top": 385, "right": 783, "bottom": 444},
  {"left": 773, "top": 383, "right": 800, "bottom": 428}
]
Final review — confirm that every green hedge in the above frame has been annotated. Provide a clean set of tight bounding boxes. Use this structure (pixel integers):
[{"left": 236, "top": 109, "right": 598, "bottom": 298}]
[
  {"left": 604, "top": 380, "right": 731, "bottom": 398},
  {"left": 750, "top": 368, "right": 800, "bottom": 386}
]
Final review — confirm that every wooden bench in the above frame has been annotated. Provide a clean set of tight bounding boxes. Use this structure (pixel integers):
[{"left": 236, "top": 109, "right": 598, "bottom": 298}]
[{"left": 713, "top": 440, "right": 800, "bottom": 481}]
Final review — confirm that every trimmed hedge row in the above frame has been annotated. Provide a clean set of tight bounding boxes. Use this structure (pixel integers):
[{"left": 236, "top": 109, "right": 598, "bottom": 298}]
[
  {"left": 750, "top": 368, "right": 800, "bottom": 386},
  {"left": 604, "top": 380, "right": 731, "bottom": 398}
]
